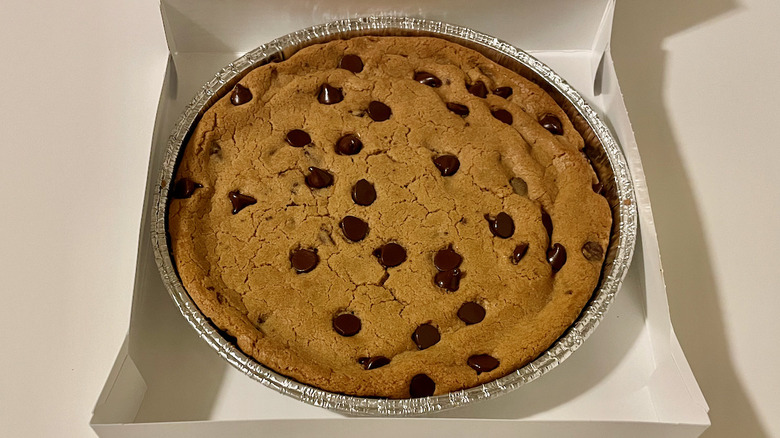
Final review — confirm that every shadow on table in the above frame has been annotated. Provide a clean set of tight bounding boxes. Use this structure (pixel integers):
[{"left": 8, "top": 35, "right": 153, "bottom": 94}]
[{"left": 612, "top": 1, "right": 768, "bottom": 436}]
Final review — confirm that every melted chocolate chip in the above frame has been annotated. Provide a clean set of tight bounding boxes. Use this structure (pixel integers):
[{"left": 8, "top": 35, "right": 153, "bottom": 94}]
[
  {"left": 541, "top": 210, "right": 553, "bottom": 238},
  {"left": 492, "top": 109, "right": 513, "bottom": 125},
  {"left": 458, "top": 302, "right": 485, "bottom": 325},
  {"left": 433, "top": 155, "right": 460, "bottom": 176},
  {"left": 351, "top": 179, "right": 376, "bottom": 206},
  {"left": 230, "top": 84, "right": 252, "bottom": 105},
  {"left": 467, "top": 81, "right": 488, "bottom": 98},
  {"left": 336, "top": 134, "right": 363, "bottom": 155},
  {"left": 413, "top": 71, "right": 442, "bottom": 87},
  {"left": 317, "top": 84, "right": 343, "bottom": 104},
  {"left": 228, "top": 191, "right": 256, "bottom": 214},
  {"left": 434, "top": 247, "right": 462, "bottom": 271},
  {"left": 582, "top": 241, "right": 604, "bottom": 262},
  {"left": 540, "top": 114, "right": 563, "bottom": 135},
  {"left": 485, "top": 212, "right": 515, "bottom": 238},
  {"left": 305, "top": 167, "right": 333, "bottom": 188},
  {"left": 367, "top": 101, "right": 392, "bottom": 122},
  {"left": 467, "top": 354, "right": 500, "bottom": 374},
  {"left": 509, "top": 177, "right": 528, "bottom": 196},
  {"left": 333, "top": 313, "right": 361, "bottom": 337},
  {"left": 339, "top": 54, "right": 363, "bottom": 73},
  {"left": 340, "top": 216, "right": 369, "bottom": 242},
  {"left": 412, "top": 324, "right": 440, "bottom": 350},
  {"left": 409, "top": 374, "right": 435, "bottom": 398},
  {"left": 285, "top": 129, "right": 311, "bottom": 147},
  {"left": 290, "top": 248, "right": 318, "bottom": 273},
  {"left": 358, "top": 356, "right": 390, "bottom": 370},
  {"left": 374, "top": 243, "right": 407, "bottom": 268},
  {"left": 446, "top": 102, "right": 469, "bottom": 116},
  {"left": 434, "top": 269, "right": 461, "bottom": 292},
  {"left": 511, "top": 243, "right": 529, "bottom": 264},
  {"left": 493, "top": 87, "right": 513, "bottom": 98},
  {"left": 171, "top": 178, "right": 202, "bottom": 199},
  {"left": 547, "top": 243, "right": 567, "bottom": 272}
]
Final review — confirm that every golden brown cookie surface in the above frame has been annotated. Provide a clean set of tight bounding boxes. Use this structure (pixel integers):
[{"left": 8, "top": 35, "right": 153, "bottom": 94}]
[{"left": 169, "top": 36, "right": 611, "bottom": 398}]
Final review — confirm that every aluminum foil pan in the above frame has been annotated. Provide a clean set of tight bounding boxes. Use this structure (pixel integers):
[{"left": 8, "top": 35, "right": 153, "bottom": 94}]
[{"left": 151, "top": 16, "right": 637, "bottom": 416}]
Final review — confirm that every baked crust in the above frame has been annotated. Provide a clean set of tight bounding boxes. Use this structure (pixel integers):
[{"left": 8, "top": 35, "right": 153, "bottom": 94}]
[{"left": 168, "top": 36, "right": 611, "bottom": 398}]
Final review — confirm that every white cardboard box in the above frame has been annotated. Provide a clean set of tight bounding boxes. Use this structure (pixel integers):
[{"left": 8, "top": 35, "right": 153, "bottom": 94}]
[{"left": 90, "top": 0, "right": 710, "bottom": 436}]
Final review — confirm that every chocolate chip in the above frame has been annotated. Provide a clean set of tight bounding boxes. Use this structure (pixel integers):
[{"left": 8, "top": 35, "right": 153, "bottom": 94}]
[
  {"left": 540, "top": 114, "right": 563, "bottom": 135},
  {"left": 413, "top": 71, "right": 442, "bottom": 87},
  {"left": 333, "top": 313, "right": 361, "bottom": 337},
  {"left": 433, "top": 155, "right": 460, "bottom": 176},
  {"left": 317, "top": 84, "right": 343, "bottom": 104},
  {"left": 593, "top": 182, "right": 604, "bottom": 194},
  {"left": 339, "top": 54, "right": 363, "bottom": 73},
  {"left": 340, "top": 216, "right": 369, "bottom": 242},
  {"left": 582, "top": 241, "right": 604, "bottom": 262},
  {"left": 305, "top": 167, "right": 333, "bottom": 188},
  {"left": 336, "top": 134, "right": 363, "bottom": 155},
  {"left": 409, "top": 374, "right": 435, "bottom": 398},
  {"left": 467, "top": 354, "right": 500, "bottom": 374},
  {"left": 412, "top": 323, "right": 440, "bottom": 350},
  {"left": 493, "top": 87, "right": 513, "bottom": 98},
  {"left": 374, "top": 243, "right": 406, "bottom": 267},
  {"left": 351, "top": 179, "right": 376, "bottom": 206},
  {"left": 290, "top": 248, "right": 318, "bottom": 273},
  {"left": 509, "top": 177, "right": 528, "bottom": 196},
  {"left": 541, "top": 210, "right": 553, "bottom": 238},
  {"left": 358, "top": 356, "right": 390, "bottom": 370},
  {"left": 511, "top": 243, "right": 529, "bottom": 264},
  {"left": 446, "top": 102, "right": 469, "bottom": 116},
  {"left": 492, "top": 109, "right": 513, "bottom": 125},
  {"left": 285, "top": 129, "right": 311, "bottom": 147},
  {"left": 547, "top": 243, "right": 567, "bottom": 272},
  {"left": 458, "top": 302, "right": 485, "bottom": 325},
  {"left": 228, "top": 190, "right": 256, "bottom": 214},
  {"left": 434, "top": 269, "right": 461, "bottom": 292},
  {"left": 230, "top": 84, "right": 252, "bottom": 105},
  {"left": 467, "top": 81, "right": 488, "bottom": 98},
  {"left": 485, "top": 212, "right": 514, "bottom": 238},
  {"left": 171, "top": 178, "right": 202, "bottom": 199},
  {"left": 434, "top": 247, "right": 462, "bottom": 271},
  {"left": 367, "top": 101, "right": 392, "bottom": 121}
]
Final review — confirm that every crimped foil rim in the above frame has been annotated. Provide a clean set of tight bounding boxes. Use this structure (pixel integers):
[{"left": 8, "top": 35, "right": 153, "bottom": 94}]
[{"left": 151, "top": 16, "right": 638, "bottom": 416}]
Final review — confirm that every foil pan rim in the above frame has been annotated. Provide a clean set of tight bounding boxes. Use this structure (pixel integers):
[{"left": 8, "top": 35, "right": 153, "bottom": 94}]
[{"left": 151, "top": 16, "right": 638, "bottom": 416}]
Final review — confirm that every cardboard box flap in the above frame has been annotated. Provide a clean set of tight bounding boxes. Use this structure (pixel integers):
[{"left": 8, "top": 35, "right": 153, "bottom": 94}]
[
  {"left": 91, "top": 337, "right": 147, "bottom": 425},
  {"left": 161, "top": 0, "right": 615, "bottom": 55}
]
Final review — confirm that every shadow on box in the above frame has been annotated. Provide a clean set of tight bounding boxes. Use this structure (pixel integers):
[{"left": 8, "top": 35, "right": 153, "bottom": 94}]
[{"left": 612, "top": 1, "right": 769, "bottom": 437}]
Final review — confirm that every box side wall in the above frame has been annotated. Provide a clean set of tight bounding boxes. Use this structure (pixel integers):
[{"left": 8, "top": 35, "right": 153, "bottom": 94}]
[
  {"left": 93, "top": 418, "right": 708, "bottom": 438},
  {"left": 598, "top": 49, "right": 708, "bottom": 426},
  {"left": 160, "top": 0, "right": 612, "bottom": 54}
]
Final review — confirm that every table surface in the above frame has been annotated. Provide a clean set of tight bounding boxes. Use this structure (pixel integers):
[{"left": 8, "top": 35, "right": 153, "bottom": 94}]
[{"left": 0, "top": 1, "right": 777, "bottom": 437}]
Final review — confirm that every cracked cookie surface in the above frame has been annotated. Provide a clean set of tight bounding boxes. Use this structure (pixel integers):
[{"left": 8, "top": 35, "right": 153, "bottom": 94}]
[{"left": 168, "top": 36, "right": 611, "bottom": 398}]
